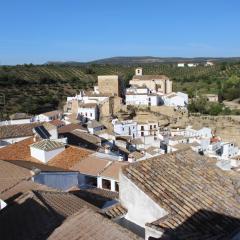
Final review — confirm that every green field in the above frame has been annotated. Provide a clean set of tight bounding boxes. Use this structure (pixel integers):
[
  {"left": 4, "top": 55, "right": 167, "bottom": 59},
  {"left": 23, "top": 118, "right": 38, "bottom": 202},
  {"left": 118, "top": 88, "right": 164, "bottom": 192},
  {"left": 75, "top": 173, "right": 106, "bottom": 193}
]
[{"left": 0, "top": 62, "right": 240, "bottom": 118}]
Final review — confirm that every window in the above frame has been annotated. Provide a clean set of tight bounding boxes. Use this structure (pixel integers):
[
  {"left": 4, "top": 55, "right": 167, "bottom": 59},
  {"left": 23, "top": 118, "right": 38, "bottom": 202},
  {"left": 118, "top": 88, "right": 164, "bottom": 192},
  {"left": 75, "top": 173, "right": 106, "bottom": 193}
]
[
  {"left": 85, "top": 176, "right": 97, "bottom": 187},
  {"left": 85, "top": 112, "right": 87, "bottom": 116},
  {"left": 141, "top": 126, "right": 144, "bottom": 131},
  {"left": 154, "top": 125, "right": 156, "bottom": 128},
  {"left": 141, "top": 132, "right": 144, "bottom": 136},
  {"left": 90, "top": 113, "right": 93, "bottom": 117},
  {"left": 150, "top": 125, "right": 152, "bottom": 130},
  {"left": 102, "top": 179, "right": 111, "bottom": 190},
  {"left": 115, "top": 182, "right": 119, "bottom": 192}
]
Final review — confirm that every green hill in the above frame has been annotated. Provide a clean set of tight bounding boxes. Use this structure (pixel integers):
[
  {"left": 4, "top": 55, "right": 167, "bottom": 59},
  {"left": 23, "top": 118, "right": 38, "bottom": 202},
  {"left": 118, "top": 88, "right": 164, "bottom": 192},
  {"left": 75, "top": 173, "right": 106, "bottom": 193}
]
[{"left": 0, "top": 62, "right": 240, "bottom": 119}]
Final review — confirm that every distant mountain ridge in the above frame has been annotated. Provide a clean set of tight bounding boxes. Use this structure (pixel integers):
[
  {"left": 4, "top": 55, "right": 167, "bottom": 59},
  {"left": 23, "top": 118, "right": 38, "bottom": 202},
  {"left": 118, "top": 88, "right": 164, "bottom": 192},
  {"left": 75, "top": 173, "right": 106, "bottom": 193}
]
[{"left": 46, "top": 56, "right": 240, "bottom": 66}]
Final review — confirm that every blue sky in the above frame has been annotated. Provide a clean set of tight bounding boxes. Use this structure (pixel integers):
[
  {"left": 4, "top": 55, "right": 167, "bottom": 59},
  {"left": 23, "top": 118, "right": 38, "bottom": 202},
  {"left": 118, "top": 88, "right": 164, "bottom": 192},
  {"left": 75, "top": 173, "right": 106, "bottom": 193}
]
[{"left": 0, "top": 0, "right": 240, "bottom": 65}]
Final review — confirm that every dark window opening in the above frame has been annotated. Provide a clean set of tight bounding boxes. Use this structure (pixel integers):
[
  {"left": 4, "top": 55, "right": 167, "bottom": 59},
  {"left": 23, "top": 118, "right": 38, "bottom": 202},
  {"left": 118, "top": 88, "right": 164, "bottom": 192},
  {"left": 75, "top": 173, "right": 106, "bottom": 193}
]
[
  {"left": 102, "top": 179, "right": 111, "bottom": 190},
  {"left": 85, "top": 176, "right": 97, "bottom": 187},
  {"left": 115, "top": 182, "right": 119, "bottom": 192}
]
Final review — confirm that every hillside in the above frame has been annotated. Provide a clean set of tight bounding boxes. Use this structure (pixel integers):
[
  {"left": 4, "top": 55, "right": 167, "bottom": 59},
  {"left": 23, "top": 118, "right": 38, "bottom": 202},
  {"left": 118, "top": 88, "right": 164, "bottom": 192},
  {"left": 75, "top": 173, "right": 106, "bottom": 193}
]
[
  {"left": 0, "top": 62, "right": 240, "bottom": 119},
  {"left": 47, "top": 56, "right": 240, "bottom": 65}
]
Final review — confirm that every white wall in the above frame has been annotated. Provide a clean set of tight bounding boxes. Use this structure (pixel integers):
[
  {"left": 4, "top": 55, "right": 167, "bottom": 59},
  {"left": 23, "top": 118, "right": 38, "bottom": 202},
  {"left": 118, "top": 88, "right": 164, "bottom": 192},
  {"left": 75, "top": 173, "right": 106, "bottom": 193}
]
[
  {"left": 78, "top": 107, "right": 97, "bottom": 120},
  {"left": 0, "top": 199, "right": 7, "bottom": 210},
  {"left": 48, "top": 128, "right": 58, "bottom": 140},
  {"left": 119, "top": 173, "right": 167, "bottom": 228},
  {"left": 0, "top": 119, "right": 32, "bottom": 126},
  {"left": 137, "top": 122, "right": 159, "bottom": 137},
  {"left": 126, "top": 94, "right": 159, "bottom": 106},
  {"left": 30, "top": 146, "right": 65, "bottom": 163},
  {"left": 114, "top": 121, "right": 138, "bottom": 137},
  {"left": 88, "top": 125, "right": 103, "bottom": 134},
  {"left": 0, "top": 136, "right": 31, "bottom": 147}
]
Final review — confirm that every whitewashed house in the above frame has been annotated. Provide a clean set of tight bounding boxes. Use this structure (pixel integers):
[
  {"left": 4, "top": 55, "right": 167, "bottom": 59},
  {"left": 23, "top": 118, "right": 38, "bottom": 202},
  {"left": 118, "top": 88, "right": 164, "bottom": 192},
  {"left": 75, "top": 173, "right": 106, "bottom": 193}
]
[
  {"left": 30, "top": 139, "right": 65, "bottom": 164},
  {"left": 177, "top": 63, "right": 185, "bottom": 67},
  {"left": 87, "top": 120, "right": 104, "bottom": 134},
  {"left": 185, "top": 126, "right": 212, "bottom": 138},
  {"left": 126, "top": 88, "right": 160, "bottom": 107},
  {"left": 187, "top": 63, "right": 198, "bottom": 67},
  {"left": 0, "top": 113, "right": 33, "bottom": 126},
  {"left": 162, "top": 92, "right": 188, "bottom": 108},
  {"left": 205, "top": 61, "right": 214, "bottom": 66},
  {"left": 35, "top": 110, "right": 63, "bottom": 122},
  {"left": 219, "top": 142, "right": 239, "bottom": 159},
  {"left": 113, "top": 120, "right": 137, "bottom": 138},
  {"left": 78, "top": 103, "right": 98, "bottom": 121},
  {"left": 137, "top": 121, "right": 159, "bottom": 137}
]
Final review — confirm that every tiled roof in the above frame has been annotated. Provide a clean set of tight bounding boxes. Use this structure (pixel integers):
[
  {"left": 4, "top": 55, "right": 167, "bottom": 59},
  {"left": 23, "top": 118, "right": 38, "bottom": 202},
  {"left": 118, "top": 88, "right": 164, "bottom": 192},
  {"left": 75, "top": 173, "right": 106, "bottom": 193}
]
[
  {"left": 30, "top": 139, "right": 65, "bottom": 151},
  {"left": 145, "top": 146, "right": 159, "bottom": 156},
  {"left": 0, "top": 122, "right": 42, "bottom": 139},
  {"left": 48, "top": 207, "right": 141, "bottom": 240},
  {"left": 69, "top": 187, "right": 118, "bottom": 209},
  {"left": 48, "top": 146, "right": 92, "bottom": 170},
  {"left": 123, "top": 149, "right": 240, "bottom": 239},
  {"left": 58, "top": 123, "right": 87, "bottom": 134},
  {"left": 129, "top": 151, "right": 144, "bottom": 160},
  {"left": 132, "top": 75, "right": 169, "bottom": 80},
  {"left": 100, "top": 161, "right": 128, "bottom": 181},
  {"left": 0, "top": 137, "right": 40, "bottom": 162},
  {"left": 41, "top": 110, "right": 62, "bottom": 117},
  {"left": 0, "top": 137, "right": 92, "bottom": 171},
  {"left": 49, "top": 119, "right": 65, "bottom": 128},
  {"left": 101, "top": 203, "right": 127, "bottom": 220},
  {"left": 0, "top": 160, "right": 54, "bottom": 203},
  {"left": 0, "top": 190, "right": 95, "bottom": 240},
  {"left": 0, "top": 160, "right": 31, "bottom": 195},
  {"left": 71, "top": 129, "right": 101, "bottom": 145},
  {"left": 71, "top": 154, "right": 111, "bottom": 176},
  {"left": 0, "top": 180, "right": 54, "bottom": 203},
  {"left": 5, "top": 160, "right": 67, "bottom": 172}
]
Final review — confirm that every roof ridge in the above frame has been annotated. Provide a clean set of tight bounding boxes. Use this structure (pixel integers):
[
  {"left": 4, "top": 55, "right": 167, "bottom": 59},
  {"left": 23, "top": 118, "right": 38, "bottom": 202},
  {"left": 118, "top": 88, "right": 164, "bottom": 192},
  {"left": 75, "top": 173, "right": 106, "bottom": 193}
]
[{"left": 98, "top": 161, "right": 114, "bottom": 176}]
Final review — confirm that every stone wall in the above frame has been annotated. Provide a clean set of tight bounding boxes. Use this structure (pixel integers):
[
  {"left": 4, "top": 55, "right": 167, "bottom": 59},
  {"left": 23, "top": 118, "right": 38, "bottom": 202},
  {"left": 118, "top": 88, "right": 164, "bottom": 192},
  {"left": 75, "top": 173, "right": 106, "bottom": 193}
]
[{"left": 98, "top": 75, "right": 120, "bottom": 96}]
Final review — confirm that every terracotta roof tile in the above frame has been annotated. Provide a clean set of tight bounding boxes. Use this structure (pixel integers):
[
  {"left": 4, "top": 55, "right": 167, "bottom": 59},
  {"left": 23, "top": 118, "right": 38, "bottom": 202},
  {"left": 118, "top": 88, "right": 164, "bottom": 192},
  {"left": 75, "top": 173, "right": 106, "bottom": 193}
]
[
  {"left": 49, "top": 119, "right": 65, "bottom": 128},
  {"left": 48, "top": 146, "right": 92, "bottom": 170},
  {"left": 69, "top": 187, "right": 118, "bottom": 209},
  {"left": 41, "top": 110, "right": 62, "bottom": 117},
  {"left": 70, "top": 154, "right": 111, "bottom": 176},
  {"left": 0, "top": 190, "right": 95, "bottom": 240},
  {"left": 48, "top": 207, "right": 141, "bottom": 240},
  {"left": 101, "top": 203, "right": 127, "bottom": 220},
  {"left": 100, "top": 161, "right": 128, "bottom": 181},
  {"left": 0, "top": 137, "right": 40, "bottom": 162},
  {"left": 58, "top": 123, "right": 87, "bottom": 134},
  {"left": 0, "top": 122, "right": 42, "bottom": 139},
  {"left": 30, "top": 139, "right": 65, "bottom": 151},
  {"left": 0, "top": 160, "right": 31, "bottom": 195},
  {"left": 123, "top": 149, "right": 240, "bottom": 239},
  {"left": 0, "top": 137, "right": 93, "bottom": 170}
]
